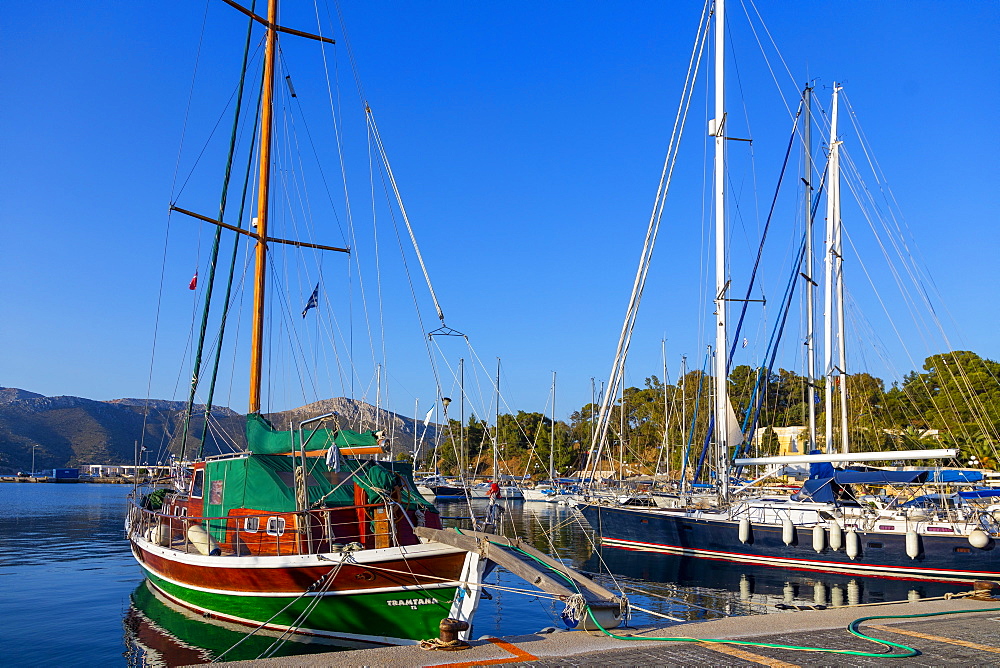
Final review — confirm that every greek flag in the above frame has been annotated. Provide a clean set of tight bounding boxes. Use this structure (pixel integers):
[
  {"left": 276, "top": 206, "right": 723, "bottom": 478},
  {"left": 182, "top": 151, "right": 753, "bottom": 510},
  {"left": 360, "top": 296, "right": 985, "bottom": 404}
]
[{"left": 301, "top": 283, "right": 319, "bottom": 318}]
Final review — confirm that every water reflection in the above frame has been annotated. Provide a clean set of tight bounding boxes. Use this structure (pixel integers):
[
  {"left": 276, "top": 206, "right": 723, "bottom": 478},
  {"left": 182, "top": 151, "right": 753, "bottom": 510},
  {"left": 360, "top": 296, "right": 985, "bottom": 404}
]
[
  {"left": 123, "top": 581, "right": 340, "bottom": 666},
  {"left": 581, "top": 544, "right": 966, "bottom": 618},
  {"left": 118, "top": 498, "right": 978, "bottom": 665}
]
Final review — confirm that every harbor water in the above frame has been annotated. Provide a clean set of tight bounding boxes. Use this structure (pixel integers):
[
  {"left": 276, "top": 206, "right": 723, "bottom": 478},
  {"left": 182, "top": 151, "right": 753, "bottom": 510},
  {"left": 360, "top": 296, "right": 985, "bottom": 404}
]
[{"left": 0, "top": 484, "right": 968, "bottom": 666}]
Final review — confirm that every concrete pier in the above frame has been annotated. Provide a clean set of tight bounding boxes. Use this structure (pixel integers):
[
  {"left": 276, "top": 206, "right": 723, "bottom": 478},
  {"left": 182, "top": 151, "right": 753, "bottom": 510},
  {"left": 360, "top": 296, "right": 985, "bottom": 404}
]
[{"left": 214, "top": 596, "right": 1000, "bottom": 667}]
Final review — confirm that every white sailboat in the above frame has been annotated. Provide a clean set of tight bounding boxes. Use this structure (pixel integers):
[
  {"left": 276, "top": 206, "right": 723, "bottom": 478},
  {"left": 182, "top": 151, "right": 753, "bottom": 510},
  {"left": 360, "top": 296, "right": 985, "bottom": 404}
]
[{"left": 579, "top": 0, "right": 1000, "bottom": 583}]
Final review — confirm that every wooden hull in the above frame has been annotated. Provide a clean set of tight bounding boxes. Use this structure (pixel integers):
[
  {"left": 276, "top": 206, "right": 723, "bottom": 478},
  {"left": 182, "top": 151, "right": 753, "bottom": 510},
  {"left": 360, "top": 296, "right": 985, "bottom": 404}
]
[{"left": 129, "top": 534, "right": 477, "bottom": 646}]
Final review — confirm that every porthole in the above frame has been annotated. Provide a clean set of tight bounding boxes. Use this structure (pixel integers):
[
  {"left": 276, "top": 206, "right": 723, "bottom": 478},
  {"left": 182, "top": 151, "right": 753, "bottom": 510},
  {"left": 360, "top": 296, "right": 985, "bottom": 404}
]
[
  {"left": 266, "top": 516, "right": 286, "bottom": 536},
  {"left": 244, "top": 516, "right": 260, "bottom": 533}
]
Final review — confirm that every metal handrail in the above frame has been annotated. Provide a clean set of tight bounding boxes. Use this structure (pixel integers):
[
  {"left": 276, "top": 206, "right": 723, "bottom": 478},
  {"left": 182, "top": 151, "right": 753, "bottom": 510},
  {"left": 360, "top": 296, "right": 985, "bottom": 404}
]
[{"left": 128, "top": 497, "right": 430, "bottom": 556}]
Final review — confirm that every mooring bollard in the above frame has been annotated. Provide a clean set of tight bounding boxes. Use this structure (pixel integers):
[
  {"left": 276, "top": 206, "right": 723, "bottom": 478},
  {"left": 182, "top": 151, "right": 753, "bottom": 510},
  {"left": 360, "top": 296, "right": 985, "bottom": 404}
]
[
  {"left": 971, "top": 581, "right": 998, "bottom": 600},
  {"left": 439, "top": 617, "right": 470, "bottom": 644}
]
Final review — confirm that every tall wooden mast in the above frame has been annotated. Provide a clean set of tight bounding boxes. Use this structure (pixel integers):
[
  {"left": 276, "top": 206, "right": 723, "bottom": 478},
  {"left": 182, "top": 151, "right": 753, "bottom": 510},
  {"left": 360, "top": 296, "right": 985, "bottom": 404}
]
[{"left": 249, "top": 0, "right": 279, "bottom": 414}]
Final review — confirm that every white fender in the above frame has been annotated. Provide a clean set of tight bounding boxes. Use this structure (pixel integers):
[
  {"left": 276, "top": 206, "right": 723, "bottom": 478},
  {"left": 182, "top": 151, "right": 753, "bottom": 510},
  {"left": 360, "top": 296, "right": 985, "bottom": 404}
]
[
  {"left": 829, "top": 522, "right": 843, "bottom": 551},
  {"left": 187, "top": 524, "right": 221, "bottom": 556},
  {"left": 144, "top": 523, "right": 172, "bottom": 547},
  {"left": 782, "top": 517, "right": 795, "bottom": 545},
  {"left": 968, "top": 529, "right": 990, "bottom": 549},
  {"left": 846, "top": 529, "right": 860, "bottom": 560},
  {"left": 739, "top": 518, "right": 752, "bottom": 544},
  {"left": 812, "top": 525, "right": 825, "bottom": 553},
  {"left": 905, "top": 530, "right": 920, "bottom": 559}
]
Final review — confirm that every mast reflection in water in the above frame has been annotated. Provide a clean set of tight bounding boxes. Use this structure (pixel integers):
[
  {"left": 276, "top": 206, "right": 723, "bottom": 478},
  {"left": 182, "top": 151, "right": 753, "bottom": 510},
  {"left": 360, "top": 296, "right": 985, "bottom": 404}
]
[{"left": 120, "top": 499, "right": 976, "bottom": 665}]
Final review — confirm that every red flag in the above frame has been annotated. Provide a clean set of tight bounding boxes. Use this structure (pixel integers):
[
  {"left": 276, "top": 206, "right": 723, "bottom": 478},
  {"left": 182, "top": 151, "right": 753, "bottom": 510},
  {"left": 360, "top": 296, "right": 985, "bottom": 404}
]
[{"left": 188, "top": 271, "right": 198, "bottom": 290}]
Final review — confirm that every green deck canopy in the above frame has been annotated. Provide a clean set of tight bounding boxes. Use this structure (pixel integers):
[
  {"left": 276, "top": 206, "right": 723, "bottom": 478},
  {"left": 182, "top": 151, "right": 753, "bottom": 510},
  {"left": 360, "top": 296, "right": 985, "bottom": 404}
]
[
  {"left": 200, "top": 416, "right": 434, "bottom": 540},
  {"left": 246, "top": 413, "right": 381, "bottom": 455}
]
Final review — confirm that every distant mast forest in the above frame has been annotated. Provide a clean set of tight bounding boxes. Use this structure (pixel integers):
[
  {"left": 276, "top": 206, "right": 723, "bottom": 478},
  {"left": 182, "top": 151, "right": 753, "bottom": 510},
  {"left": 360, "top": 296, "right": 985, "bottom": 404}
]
[{"left": 423, "top": 351, "right": 1000, "bottom": 479}]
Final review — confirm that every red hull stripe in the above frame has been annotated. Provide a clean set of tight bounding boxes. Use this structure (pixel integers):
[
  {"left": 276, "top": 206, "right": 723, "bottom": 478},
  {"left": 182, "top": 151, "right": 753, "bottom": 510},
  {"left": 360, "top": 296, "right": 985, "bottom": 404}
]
[{"left": 602, "top": 537, "right": 999, "bottom": 583}]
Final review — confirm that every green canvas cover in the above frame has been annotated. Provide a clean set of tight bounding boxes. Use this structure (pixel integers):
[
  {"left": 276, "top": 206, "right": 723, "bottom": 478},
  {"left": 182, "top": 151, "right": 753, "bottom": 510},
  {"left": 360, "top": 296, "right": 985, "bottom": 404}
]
[
  {"left": 246, "top": 413, "right": 380, "bottom": 454},
  {"left": 200, "top": 416, "right": 435, "bottom": 541}
]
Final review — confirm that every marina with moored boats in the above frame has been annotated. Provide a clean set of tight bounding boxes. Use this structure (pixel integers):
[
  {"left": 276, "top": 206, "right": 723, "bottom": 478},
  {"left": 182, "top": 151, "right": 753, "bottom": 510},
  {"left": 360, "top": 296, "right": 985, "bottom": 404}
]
[{"left": 3, "top": 0, "right": 1000, "bottom": 665}]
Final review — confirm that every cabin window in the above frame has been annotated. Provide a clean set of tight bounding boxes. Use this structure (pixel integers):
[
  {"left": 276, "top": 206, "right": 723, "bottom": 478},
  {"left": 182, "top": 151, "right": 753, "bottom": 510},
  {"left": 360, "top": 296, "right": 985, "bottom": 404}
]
[
  {"left": 244, "top": 517, "right": 260, "bottom": 533},
  {"left": 954, "top": 547, "right": 971, "bottom": 554},
  {"left": 867, "top": 542, "right": 884, "bottom": 549},
  {"left": 878, "top": 525, "right": 895, "bottom": 531},
  {"left": 266, "top": 516, "right": 286, "bottom": 536},
  {"left": 191, "top": 470, "right": 205, "bottom": 499}
]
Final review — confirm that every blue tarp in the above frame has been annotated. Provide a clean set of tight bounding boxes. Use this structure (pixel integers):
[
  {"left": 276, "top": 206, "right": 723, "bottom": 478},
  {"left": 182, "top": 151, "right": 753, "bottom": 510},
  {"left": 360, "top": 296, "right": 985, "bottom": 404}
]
[
  {"left": 930, "top": 470, "right": 984, "bottom": 483},
  {"left": 791, "top": 470, "right": 928, "bottom": 503},
  {"left": 958, "top": 488, "right": 1000, "bottom": 499},
  {"left": 792, "top": 478, "right": 836, "bottom": 502},
  {"left": 834, "top": 470, "right": 928, "bottom": 484},
  {"left": 808, "top": 451, "right": 835, "bottom": 480}
]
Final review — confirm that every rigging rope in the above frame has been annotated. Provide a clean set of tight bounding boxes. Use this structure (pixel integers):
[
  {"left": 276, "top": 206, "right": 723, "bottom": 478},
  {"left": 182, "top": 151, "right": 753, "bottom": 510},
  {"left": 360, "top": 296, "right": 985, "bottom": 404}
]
[{"left": 587, "top": 0, "right": 712, "bottom": 485}]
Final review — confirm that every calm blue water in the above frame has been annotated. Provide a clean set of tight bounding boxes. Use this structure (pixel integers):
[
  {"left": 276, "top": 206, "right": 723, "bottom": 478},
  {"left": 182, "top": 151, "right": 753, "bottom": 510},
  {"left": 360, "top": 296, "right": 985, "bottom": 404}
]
[
  {"left": 0, "top": 485, "right": 967, "bottom": 666},
  {"left": 0, "top": 484, "right": 140, "bottom": 666}
]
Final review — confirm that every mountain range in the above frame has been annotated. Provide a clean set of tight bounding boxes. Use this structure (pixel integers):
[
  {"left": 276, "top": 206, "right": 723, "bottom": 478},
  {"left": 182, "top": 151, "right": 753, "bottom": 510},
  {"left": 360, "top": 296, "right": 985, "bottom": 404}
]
[{"left": 0, "top": 387, "right": 436, "bottom": 473}]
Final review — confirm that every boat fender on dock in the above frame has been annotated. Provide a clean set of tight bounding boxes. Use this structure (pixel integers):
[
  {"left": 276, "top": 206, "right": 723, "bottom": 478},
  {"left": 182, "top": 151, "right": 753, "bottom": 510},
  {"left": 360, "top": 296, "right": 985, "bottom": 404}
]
[
  {"left": 846, "top": 529, "right": 860, "bottom": 560},
  {"left": 905, "top": 529, "right": 921, "bottom": 559},
  {"left": 829, "top": 522, "right": 843, "bottom": 551},
  {"left": 739, "top": 518, "right": 752, "bottom": 544},
  {"left": 187, "top": 524, "right": 221, "bottom": 556},
  {"left": 812, "top": 525, "right": 825, "bottom": 553},
  {"left": 782, "top": 517, "right": 795, "bottom": 545},
  {"left": 968, "top": 529, "right": 991, "bottom": 549}
]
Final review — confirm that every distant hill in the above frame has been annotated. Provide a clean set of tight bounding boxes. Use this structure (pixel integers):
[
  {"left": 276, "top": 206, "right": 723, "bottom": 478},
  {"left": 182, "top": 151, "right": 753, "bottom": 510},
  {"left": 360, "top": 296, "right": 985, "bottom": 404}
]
[{"left": 0, "top": 388, "right": 435, "bottom": 473}]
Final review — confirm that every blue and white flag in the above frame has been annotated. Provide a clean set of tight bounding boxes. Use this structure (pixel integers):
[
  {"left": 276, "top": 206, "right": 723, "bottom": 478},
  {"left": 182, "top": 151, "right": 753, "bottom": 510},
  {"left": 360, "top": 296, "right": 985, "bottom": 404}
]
[{"left": 301, "top": 283, "right": 319, "bottom": 318}]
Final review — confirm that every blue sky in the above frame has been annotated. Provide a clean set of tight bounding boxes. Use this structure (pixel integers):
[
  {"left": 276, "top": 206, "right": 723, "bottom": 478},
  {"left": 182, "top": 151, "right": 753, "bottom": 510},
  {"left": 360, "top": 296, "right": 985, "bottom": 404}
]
[{"left": 2, "top": 1, "right": 998, "bottom": 422}]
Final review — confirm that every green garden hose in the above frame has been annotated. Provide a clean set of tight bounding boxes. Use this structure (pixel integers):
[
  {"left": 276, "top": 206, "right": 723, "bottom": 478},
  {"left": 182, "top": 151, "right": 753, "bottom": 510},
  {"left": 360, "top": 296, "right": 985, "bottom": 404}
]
[{"left": 473, "top": 531, "right": 1000, "bottom": 659}]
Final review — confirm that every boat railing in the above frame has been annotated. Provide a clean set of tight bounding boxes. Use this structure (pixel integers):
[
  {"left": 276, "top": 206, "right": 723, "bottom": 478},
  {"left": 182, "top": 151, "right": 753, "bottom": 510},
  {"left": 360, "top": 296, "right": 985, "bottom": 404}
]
[{"left": 127, "top": 497, "right": 428, "bottom": 557}]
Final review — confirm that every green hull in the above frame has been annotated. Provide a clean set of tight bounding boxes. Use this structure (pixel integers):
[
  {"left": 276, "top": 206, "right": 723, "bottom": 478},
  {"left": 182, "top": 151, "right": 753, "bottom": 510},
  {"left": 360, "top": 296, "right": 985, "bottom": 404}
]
[{"left": 144, "top": 570, "right": 459, "bottom": 644}]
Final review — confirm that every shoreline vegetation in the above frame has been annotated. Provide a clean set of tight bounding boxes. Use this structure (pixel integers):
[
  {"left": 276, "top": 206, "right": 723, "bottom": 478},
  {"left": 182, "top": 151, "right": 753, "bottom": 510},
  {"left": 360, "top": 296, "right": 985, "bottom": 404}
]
[{"left": 2, "top": 350, "right": 998, "bottom": 480}]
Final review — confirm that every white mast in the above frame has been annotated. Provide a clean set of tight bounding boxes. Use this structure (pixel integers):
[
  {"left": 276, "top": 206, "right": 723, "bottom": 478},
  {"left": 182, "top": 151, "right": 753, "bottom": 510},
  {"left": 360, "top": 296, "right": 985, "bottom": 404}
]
[
  {"left": 823, "top": 83, "right": 843, "bottom": 453},
  {"left": 833, "top": 88, "right": 849, "bottom": 454},
  {"left": 803, "top": 84, "right": 818, "bottom": 452},
  {"left": 494, "top": 358, "right": 501, "bottom": 478},
  {"left": 549, "top": 371, "right": 556, "bottom": 481},
  {"left": 711, "top": 0, "right": 730, "bottom": 500}
]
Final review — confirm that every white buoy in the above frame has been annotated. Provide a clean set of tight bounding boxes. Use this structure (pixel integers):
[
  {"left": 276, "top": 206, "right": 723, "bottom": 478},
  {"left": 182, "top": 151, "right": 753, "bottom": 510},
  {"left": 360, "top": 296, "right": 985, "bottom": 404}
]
[
  {"left": 144, "top": 524, "right": 171, "bottom": 547},
  {"left": 846, "top": 529, "right": 860, "bottom": 560},
  {"left": 812, "top": 525, "right": 825, "bottom": 553},
  {"left": 969, "top": 529, "right": 991, "bottom": 549},
  {"left": 739, "top": 518, "right": 752, "bottom": 544},
  {"left": 905, "top": 530, "right": 921, "bottom": 559},
  {"left": 829, "top": 522, "right": 843, "bottom": 551},
  {"left": 782, "top": 518, "right": 795, "bottom": 545},
  {"left": 187, "top": 524, "right": 221, "bottom": 556}
]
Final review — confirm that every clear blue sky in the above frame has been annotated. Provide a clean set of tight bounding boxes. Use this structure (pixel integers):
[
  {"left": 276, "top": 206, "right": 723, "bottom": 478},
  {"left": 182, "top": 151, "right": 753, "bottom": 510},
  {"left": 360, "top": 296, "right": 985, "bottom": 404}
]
[{"left": 2, "top": 1, "right": 997, "bottom": 422}]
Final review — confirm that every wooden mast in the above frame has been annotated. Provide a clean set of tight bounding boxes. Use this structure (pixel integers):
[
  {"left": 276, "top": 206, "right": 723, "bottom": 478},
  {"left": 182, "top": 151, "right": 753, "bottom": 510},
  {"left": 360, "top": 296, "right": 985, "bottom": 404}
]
[{"left": 249, "top": 0, "right": 279, "bottom": 414}]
